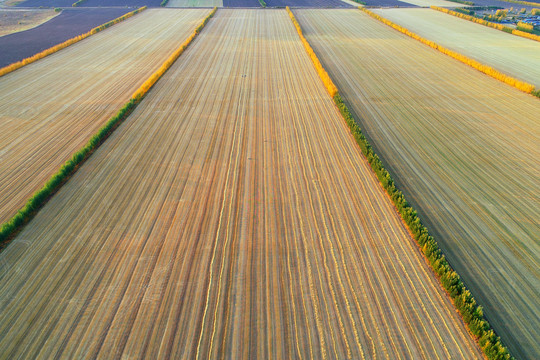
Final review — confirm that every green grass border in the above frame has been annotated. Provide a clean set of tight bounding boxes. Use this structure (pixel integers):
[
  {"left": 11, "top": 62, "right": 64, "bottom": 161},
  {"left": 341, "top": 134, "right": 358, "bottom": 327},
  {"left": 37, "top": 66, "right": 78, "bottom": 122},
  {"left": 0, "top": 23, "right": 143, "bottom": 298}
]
[
  {"left": 0, "top": 8, "right": 218, "bottom": 250},
  {"left": 287, "top": 7, "right": 515, "bottom": 360}
]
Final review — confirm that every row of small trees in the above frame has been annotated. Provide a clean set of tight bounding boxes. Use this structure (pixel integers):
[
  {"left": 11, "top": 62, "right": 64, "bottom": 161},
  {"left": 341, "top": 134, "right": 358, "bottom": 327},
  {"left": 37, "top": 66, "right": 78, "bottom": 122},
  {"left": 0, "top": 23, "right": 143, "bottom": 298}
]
[{"left": 287, "top": 7, "right": 515, "bottom": 360}]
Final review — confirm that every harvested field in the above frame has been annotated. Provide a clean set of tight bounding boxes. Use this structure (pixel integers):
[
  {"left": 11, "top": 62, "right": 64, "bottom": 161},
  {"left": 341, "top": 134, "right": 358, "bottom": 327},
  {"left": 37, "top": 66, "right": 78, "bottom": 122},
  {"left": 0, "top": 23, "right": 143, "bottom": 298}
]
[
  {"left": 167, "top": 0, "right": 222, "bottom": 7},
  {"left": 264, "top": 0, "right": 352, "bottom": 7},
  {"left": 0, "top": 9, "right": 482, "bottom": 359},
  {"left": 0, "top": 8, "right": 59, "bottom": 37},
  {"left": 0, "top": 9, "right": 211, "bottom": 224},
  {"left": 374, "top": 8, "right": 540, "bottom": 87},
  {"left": 0, "top": 8, "right": 131, "bottom": 68},
  {"left": 295, "top": 9, "right": 540, "bottom": 360}
]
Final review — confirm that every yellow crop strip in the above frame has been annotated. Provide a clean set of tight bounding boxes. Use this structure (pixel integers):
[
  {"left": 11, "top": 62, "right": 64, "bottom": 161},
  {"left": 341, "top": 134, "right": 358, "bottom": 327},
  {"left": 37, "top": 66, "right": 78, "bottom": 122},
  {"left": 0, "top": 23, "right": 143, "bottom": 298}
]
[
  {"left": 286, "top": 6, "right": 338, "bottom": 97},
  {"left": 432, "top": 6, "right": 540, "bottom": 42},
  {"left": 0, "top": 8, "right": 217, "bottom": 247},
  {"left": 0, "top": 7, "right": 147, "bottom": 78},
  {"left": 361, "top": 7, "right": 538, "bottom": 98}
]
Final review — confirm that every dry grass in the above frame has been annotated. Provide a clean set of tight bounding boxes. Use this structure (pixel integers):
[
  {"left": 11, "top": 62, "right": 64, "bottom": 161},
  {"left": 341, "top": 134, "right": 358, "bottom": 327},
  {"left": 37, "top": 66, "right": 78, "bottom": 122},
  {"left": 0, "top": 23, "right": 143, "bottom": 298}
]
[
  {"left": 295, "top": 9, "right": 540, "bottom": 360},
  {"left": 0, "top": 9, "right": 211, "bottom": 224},
  {"left": 0, "top": 9, "right": 59, "bottom": 37},
  {"left": 372, "top": 8, "right": 540, "bottom": 89},
  {"left": 0, "top": 9, "right": 482, "bottom": 359}
]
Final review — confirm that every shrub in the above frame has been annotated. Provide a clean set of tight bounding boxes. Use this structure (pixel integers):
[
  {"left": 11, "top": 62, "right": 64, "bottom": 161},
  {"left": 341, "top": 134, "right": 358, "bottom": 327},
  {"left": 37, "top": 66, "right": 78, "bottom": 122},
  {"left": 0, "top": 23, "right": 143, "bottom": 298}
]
[{"left": 517, "top": 21, "right": 534, "bottom": 32}]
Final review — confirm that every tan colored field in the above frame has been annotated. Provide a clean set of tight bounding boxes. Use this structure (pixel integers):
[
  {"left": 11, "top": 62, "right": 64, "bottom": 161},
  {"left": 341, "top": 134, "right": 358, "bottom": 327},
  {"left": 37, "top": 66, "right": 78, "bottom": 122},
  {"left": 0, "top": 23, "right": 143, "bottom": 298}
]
[
  {"left": 0, "top": 9, "right": 210, "bottom": 224},
  {"left": 0, "top": 8, "right": 58, "bottom": 36},
  {"left": 0, "top": 9, "right": 482, "bottom": 359},
  {"left": 295, "top": 9, "right": 540, "bottom": 360},
  {"left": 374, "top": 8, "right": 540, "bottom": 88},
  {"left": 167, "top": 0, "right": 222, "bottom": 7}
]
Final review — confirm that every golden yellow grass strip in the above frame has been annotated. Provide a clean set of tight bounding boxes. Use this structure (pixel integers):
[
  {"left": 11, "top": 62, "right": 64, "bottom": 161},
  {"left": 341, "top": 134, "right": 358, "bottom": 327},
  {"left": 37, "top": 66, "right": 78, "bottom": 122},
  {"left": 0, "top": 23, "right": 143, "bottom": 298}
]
[
  {"left": 0, "top": 7, "right": 146, "bottom": 78},
  {"left": 360, "top": 7, "right": 539, "bottom": 98},
  {"left": 0, "top": 8, "right": 217, "bottom": 248},
  {"left": 288, "top": 8, "right": 514, "bottom": 360},
  {"left": 286, "top": 6, "right": 337, "bottom": 97},
  {"left": 432, "top": 6, "right": 540, "bottom": 42}
]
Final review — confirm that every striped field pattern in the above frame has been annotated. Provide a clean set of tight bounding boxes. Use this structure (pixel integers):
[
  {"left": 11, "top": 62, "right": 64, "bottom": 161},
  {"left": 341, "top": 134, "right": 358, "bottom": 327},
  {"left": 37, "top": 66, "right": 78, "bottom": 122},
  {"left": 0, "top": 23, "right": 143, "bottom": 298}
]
[
  {"left": 295, "top": 9, "right": 540, "bottom": 360},
  {"left": 0, "top": 10, "right": 482, "bottom": 359},
  {"left": 0, "top": 9, "right": 211, "bottom": 224}
]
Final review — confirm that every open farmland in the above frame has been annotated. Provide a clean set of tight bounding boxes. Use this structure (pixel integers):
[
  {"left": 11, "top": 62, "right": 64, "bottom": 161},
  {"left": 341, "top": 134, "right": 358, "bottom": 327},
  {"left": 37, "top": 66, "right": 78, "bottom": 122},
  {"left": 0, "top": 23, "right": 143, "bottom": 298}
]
[
  {"left": 0, "top": 8, "right": 132, "bottom": 68},
  {"left": 0, "top": 9, "right": 211, "bottom": 225},
  {"left": 264, "top": 0, "right": 352, "bottom": 8},
  {"left": 0, "top": 9, "right": 482, "bottom": 359},
  {"left": 392, "top": 0, "right": 463, "bottom": 6},
  {"left": 295, "top": 9, "right": 540, "bottom": 359},
  {"left": 167, "top": 0, "right": 222, "bottom": 7},
  {"left": 16, "top": 0, "right": 163, "bottom": 7},
  {"left": 0, "top": 8, "right": 59, "bottom": 37},
  {"left": 374, "top": 8, "right": 540, "bottom": 88}
]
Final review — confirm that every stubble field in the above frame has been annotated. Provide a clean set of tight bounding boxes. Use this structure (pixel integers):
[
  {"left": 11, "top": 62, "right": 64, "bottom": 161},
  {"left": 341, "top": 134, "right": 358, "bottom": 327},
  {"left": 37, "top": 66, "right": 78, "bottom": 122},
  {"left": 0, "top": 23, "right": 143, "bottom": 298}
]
[
  {"left": 0, "top": 9, "right": 210, "bottom": 224},
  {"left": 0, "top": 9, "right": 482, "bottom": 360},
  {"left": 374, "top": 8, "right": 540, "bottom": 88},
  {"left": 295, "top": 9, "right": 540, "bottom": 359}
]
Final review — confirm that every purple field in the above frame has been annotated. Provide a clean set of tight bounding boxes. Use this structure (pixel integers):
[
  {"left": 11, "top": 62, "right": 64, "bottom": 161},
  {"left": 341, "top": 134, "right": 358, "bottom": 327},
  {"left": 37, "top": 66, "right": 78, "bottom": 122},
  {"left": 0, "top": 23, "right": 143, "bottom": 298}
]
[
  {"left": 363, "top": 0, "right": 417, "bottom": 7},
  {"left": 17, "top": 0, "right": 161, "bottom": 7},
  {"left": 0, "top": 8, "right": 131, "bottom": 68},
  {"left": 265, "top": 0, "right": 352, "bottom": 6},
  {"left": 223, "top": 0, "right": 261, "bottom": 6}
]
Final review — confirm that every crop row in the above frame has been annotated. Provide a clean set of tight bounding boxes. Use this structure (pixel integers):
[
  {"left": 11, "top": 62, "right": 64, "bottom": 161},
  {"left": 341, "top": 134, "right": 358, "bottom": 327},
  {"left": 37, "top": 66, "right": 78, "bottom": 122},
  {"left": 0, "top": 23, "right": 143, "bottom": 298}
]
[
  {"left": 0, "top": 8, "right": 217, "bottom": 248},
  {"left": 287, "top": 7, "right": 514, "bottom": 360},
  {"left": 360, "top": 8, "right": 539, "bottom": 98},
  {"left": 432, "top": 6, "right": 540, "bottom": 42},
  {"left": 0, "top": 7, "right": 147, "bottom": 78}
]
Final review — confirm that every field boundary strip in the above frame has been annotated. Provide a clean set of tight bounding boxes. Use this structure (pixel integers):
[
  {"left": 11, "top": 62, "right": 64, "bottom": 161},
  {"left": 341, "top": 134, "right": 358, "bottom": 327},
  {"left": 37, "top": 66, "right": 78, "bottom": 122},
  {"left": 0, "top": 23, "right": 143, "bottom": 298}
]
[
  {"left": 286, "top": 6, "right": 515, "bottom": 360},
  {"left": 0, "top": 7, "right": 218, "bottom": 250},
  {"left": 432, "top": 6, "right": 540, "bottom": 42},
  {"left": 0, "top": 7, "right": 147, "bottom": 78},
  {"left": 360, "top": 7, "right": 539, "bottom": 99}
]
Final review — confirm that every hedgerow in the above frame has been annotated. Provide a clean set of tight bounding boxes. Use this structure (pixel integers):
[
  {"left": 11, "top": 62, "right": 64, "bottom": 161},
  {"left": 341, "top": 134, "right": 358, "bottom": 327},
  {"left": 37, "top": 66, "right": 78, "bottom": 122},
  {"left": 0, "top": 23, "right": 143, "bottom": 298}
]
[
  {"left": 287, "top": 7, "right": 516, "bottom": 360},
  {"left": 0, "top": 8, "right": 218, "bottom": 249},
  {"left": 361, "top": 7, "right": 539, "bottom": 98},
  {"left": 432, "top": 6, "right": 540, "bottom": 42},
  {"left": 0, "top": 7, "right": 147, "bottom": 78}
]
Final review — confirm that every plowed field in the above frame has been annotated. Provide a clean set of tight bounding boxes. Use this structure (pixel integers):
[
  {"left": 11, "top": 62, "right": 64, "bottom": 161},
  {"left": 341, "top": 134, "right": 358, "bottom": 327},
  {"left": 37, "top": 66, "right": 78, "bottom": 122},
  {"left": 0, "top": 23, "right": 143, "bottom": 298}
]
[
  {"left": 0, "top": 9, "right": 482, "bottom": 360},
  {"left": 295, "top": 9, "right": 540, "bottom": 360},
  {"left": 0, "top": 9, "right": 210, "bottom": 224}
]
